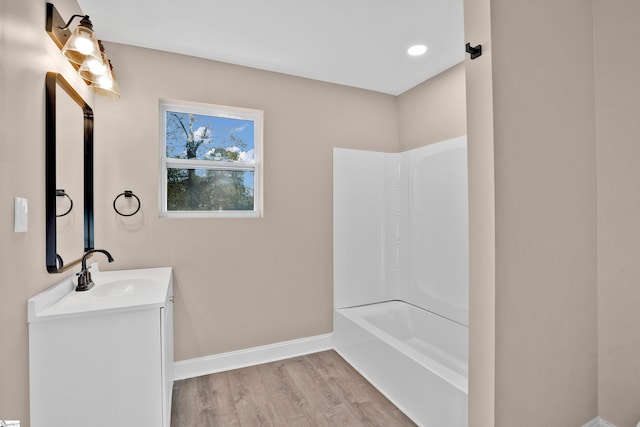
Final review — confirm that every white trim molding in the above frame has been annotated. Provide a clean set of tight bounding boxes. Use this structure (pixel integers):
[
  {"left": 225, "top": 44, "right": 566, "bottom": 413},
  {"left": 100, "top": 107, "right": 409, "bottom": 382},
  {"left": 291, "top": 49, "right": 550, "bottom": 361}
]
[
  {"left": 173, "top": 333, "right": 334, "bottom": 381},
  {"left": 582, "top": 418, "right": 618, "bottom": 427}
]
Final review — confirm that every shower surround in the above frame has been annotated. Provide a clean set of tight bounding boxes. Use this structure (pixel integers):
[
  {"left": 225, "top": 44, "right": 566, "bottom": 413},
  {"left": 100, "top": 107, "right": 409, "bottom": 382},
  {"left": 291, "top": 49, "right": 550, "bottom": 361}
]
[{"left": 333, "top": 136, "right": 469, "bottom": 426}]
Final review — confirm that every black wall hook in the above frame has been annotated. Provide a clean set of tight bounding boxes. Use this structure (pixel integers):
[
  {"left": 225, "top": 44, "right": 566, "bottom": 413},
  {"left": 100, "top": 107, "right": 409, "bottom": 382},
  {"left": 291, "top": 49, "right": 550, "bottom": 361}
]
[{"left": 465, "top": 42, "right": 482, "bottom": 60}]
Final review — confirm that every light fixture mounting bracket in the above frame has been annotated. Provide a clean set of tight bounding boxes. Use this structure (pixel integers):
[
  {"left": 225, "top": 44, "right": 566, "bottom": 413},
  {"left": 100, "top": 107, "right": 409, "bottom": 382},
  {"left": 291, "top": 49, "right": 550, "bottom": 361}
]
[{"left": 45, "top": 3, "right": 72, "bottom": 50}]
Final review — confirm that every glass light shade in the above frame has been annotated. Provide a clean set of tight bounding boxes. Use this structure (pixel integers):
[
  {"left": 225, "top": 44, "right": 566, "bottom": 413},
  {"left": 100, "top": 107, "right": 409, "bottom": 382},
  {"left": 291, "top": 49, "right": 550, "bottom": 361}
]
[
  {"left": 61, "top": 25, "right": 102, "bottom": 65},
  {"left": 91, "top": 68, "right": 120, "bottom": 99},
  {"left": 79, "top": 52, "right": 109, "bottom": 83}
]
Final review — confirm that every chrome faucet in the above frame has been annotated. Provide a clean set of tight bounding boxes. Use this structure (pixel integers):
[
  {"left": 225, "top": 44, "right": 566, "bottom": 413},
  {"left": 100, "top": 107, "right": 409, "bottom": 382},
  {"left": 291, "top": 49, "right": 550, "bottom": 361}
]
[{"left": 76, "top": 249, "right": 115, "bottom": 291}]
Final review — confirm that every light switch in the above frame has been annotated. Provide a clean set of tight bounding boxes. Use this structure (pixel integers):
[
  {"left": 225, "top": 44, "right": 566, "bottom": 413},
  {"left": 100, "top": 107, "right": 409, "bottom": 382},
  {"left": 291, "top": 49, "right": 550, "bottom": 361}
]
[{"left": 14, "top": 197, "right": 28, "bottom": 233}]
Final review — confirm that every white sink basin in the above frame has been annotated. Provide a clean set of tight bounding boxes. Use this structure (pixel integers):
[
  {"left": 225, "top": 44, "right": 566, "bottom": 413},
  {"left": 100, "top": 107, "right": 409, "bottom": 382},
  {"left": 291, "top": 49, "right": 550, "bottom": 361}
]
[
  {"left": 28, "top": 264, "right": 173, "bottom": 320},
  {"left": 91, "top": 278, "right": 157, "bottom": 298}
]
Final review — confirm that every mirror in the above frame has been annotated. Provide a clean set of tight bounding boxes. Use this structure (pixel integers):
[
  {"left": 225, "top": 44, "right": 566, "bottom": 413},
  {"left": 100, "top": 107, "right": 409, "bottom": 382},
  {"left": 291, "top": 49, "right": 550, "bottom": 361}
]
[{"left": 45, "top": 72, "right": 94, "bottom": 273}]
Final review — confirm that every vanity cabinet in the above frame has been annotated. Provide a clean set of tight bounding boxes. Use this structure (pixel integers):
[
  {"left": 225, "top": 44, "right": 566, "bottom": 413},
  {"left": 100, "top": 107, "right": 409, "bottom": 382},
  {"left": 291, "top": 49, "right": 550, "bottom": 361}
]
[{"left": 28, "top": 266, "right": 174, "bottom": 427}]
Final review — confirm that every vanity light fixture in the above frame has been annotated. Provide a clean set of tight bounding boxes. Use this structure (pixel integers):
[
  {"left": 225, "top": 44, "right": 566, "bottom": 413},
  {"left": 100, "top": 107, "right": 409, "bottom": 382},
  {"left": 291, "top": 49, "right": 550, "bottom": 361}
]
[
  {"left": 78, "top": 53, "right": 108, "bottom": 82},
  {"left": 407, "top": 44, "right": 428, "bottom": 56},
  {"left": 82, "top": 41, "right": 120, "bottom": 98},
  {"left": 60, "top": 15, "right": 101, "bottom": 66},
  {"left": 90, "top": 59, "right": 121, "bottom": 99},
  {"left": 46, "top": 3, "right": 119, "bottom": 98}
]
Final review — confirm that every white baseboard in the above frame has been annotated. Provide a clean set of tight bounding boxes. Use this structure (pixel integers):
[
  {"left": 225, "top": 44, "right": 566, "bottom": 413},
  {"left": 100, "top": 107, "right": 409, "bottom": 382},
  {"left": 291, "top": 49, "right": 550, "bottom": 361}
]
[
  {"left": 173, "top": 333, "right": 334, "bottom": 381},
  {"left": 582, "top": 418, "right": 618, "bottom": 427}
]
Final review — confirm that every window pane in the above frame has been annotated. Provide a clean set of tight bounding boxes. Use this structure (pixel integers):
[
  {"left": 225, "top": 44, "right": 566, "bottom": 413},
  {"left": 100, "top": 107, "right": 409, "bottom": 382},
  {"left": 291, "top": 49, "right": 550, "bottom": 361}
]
[
  {"left": 165, "top": 111, "right": 255, "bottom": 162},
  {"left": 167, "top": 168, "right": 254, "bottom": 211}
]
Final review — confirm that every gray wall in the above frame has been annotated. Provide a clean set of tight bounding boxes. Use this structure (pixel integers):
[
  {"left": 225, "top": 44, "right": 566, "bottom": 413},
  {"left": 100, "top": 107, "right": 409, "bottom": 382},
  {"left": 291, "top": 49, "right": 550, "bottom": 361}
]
[
  {"left": 397, "top": 62, "right": 467, "bottom": 151},
  {"left": 92, "top": 43, "right": 466, "bottom": 362},
  {"left": 594, "top": 1, "right": 640, "bottom": 425}
]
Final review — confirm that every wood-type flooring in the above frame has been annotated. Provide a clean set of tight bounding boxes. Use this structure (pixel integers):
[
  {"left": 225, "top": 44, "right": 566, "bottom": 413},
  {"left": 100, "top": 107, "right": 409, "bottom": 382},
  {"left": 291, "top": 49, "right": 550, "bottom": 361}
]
[{"left": 171, "top": 350, "right": 416, "bottom": 426}]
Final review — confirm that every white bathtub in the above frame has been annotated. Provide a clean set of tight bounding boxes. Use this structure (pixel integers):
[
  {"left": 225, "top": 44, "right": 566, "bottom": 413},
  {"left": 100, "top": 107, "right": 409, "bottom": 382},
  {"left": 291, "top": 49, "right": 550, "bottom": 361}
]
[{"left": 334, "top": 300, "right": 468, "bottom": 426}]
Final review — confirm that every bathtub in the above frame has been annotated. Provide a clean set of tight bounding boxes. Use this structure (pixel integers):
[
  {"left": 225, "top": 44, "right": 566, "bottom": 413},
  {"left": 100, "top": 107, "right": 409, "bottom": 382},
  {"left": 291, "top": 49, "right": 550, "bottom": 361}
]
[{"left": 334, "top": 300, "right": 468, "bottom": 427}]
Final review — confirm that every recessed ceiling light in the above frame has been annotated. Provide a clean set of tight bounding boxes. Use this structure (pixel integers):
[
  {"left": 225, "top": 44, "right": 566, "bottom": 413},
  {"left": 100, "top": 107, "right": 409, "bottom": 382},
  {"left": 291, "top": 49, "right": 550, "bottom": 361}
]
[{"left": 407, "top": 44, "right": 428, "bottom": 56}]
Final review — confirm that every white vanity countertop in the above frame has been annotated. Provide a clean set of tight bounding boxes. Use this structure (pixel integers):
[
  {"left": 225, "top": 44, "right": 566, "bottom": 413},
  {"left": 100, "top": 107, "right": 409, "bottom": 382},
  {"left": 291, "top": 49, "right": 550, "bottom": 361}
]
[{"left": 28, "top": 264, "right": 172, "bottom": 322}]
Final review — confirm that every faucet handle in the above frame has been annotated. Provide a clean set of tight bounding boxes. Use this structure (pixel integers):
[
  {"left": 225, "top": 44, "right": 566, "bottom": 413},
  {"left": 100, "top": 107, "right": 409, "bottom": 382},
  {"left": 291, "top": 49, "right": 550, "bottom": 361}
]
[{"left": 75, "top": 269, "right": 94, "bottom": 292}]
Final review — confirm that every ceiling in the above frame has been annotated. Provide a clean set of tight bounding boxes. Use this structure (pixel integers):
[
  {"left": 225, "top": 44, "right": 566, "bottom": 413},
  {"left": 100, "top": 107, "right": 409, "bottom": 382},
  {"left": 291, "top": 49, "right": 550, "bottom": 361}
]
[{"left": 76, "top": 0, "right": 465, "bottom": 96}]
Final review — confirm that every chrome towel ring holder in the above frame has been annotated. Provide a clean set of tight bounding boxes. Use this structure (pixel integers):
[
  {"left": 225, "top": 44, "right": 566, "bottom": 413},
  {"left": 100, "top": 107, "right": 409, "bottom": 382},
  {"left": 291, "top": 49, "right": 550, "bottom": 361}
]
[{"left": 113, "top": 190, "right": 141, "bottom": 217}]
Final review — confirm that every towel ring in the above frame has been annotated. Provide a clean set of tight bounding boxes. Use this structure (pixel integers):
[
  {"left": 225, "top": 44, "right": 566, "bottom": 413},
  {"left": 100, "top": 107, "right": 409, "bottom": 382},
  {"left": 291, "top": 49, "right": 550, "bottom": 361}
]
[
  {"left": 56, "top": 189, "right": 73, "bottom": 217},
  {"left": 113, "top": 190, "right": 141, "bottom": 217}
]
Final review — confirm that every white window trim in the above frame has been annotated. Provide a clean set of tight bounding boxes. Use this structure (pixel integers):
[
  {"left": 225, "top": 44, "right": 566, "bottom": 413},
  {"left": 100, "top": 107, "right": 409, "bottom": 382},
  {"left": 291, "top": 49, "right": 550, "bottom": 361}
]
[{"left": 159, "top": 99, "right": 263, "bottom": 218}]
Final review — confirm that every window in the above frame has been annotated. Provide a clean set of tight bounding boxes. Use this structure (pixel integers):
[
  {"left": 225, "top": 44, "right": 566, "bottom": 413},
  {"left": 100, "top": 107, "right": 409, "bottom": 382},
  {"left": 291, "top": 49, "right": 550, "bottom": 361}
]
[{"left": 160, "top": 100, "right": 263, "bottom": 218}]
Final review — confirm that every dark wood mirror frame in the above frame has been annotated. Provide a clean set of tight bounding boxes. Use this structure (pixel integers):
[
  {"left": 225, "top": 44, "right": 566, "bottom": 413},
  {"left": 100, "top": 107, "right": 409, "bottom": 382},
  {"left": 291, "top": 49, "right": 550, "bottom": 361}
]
[{"left": 45, "top": 72, "right": 94, "bottom": 273}]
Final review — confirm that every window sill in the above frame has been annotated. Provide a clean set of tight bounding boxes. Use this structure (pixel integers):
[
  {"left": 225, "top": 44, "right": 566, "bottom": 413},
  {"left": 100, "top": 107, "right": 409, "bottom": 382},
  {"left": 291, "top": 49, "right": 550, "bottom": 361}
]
[{"left": 160, "top": 210, "right": 262, "bottom": 219}]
